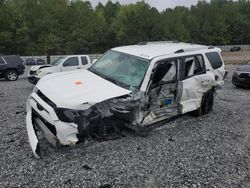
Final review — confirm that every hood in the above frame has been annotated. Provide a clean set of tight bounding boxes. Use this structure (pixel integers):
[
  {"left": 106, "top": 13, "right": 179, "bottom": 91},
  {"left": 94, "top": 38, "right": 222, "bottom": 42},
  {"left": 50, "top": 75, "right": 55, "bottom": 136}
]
[
  {"left": 36, "top": 70, "right": 131, "bottom": 109},
  {"left": 30, "top": 65, "right": 53, "bottom": 71},
  {"left": 237, "top": 65, "right": 250, "bottom": 72}
]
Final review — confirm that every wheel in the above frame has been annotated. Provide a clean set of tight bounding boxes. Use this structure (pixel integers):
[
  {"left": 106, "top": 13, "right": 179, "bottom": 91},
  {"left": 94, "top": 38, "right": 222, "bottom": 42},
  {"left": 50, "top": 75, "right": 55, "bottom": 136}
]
[
  {"left": 5, "top": 70, "right": 18, "bottom": 81},
  {"left": 191, "top": 90, "right": 214, "bottom": 117},
  {"left": 202, "top": 91, "right": 214, "bottom": 114}
]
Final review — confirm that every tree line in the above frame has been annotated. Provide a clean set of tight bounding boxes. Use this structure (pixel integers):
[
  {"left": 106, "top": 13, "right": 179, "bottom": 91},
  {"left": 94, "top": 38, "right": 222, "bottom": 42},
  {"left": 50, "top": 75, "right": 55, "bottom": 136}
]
[{"left": 0, "top": 0, "right": 250, "bottom": 56}]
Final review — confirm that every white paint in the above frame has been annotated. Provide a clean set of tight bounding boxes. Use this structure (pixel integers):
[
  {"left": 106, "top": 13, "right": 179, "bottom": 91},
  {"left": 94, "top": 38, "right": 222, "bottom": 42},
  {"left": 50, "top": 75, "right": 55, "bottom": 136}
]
[{"left": 37, "top": 69, "right": 131, "bottom": 109}]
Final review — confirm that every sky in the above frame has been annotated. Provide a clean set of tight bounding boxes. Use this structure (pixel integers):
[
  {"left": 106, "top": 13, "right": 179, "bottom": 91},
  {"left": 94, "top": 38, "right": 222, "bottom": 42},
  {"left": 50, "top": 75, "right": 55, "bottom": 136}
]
[{"left": 89, "top": 0, "right": 209, "bottom": 11}]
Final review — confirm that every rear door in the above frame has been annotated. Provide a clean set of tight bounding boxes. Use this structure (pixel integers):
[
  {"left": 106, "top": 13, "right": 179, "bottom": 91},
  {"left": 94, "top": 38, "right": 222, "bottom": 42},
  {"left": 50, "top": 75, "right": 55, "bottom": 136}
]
[
  {"left": 180, "top": 54, "right": 214, "bottom": 114},
  {"left": 61, "top": 57, "right": 80, "bottom": 72},
  {"left": 205, "top": 51, "right": 225, "bottom": 84},
  {"left": 80, "top": 56, "right": 90, "bottom": 69}
]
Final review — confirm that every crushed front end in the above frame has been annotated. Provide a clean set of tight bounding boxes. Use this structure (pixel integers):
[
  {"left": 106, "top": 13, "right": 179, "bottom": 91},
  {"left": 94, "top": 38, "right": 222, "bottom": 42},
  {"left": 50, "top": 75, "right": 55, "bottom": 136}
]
[{"left": 26, "top": 87, "right": 143, "bottom": 158}]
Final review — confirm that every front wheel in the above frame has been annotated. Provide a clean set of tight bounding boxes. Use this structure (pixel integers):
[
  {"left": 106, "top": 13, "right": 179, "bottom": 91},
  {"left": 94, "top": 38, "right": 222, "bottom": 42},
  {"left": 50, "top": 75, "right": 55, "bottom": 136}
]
[
  {"left": 5, "top": 70, "right": 18, "bottom": 81},
  {"left": 135, "top": 126, "right": 152, "bottom": 137},
  {"left": 191, "top": 90, "right": 214, "bottom": 117}
]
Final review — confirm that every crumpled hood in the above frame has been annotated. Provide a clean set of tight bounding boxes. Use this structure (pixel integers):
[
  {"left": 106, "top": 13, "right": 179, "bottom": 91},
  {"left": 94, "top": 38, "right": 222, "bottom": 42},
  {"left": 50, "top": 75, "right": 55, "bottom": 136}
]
[
  {"left": 30, "top": 65, "right": 53, "bottom": 71},
  {"left": 237, "top": 65, "right": 250, "bottom": 72},
  {"left": 36, "top": 70, "right": 131, "bottom": 109}
]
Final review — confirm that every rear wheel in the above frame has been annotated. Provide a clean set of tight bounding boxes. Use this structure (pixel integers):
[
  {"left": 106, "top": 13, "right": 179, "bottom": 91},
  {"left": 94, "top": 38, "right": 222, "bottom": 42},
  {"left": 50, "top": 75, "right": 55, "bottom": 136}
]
[
  {"left": 191, "top": 90, "right": 214, "bottom": 117},
  {"left": 5, "top": 70, "right": 18, "bottom": 81}
]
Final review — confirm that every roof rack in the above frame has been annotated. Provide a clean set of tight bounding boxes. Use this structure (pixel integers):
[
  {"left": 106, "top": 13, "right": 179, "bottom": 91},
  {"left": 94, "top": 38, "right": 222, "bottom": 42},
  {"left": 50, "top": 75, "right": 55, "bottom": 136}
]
[
  {"left": 138, "top": 41, "right": 178, "bottom": 45},
  {"left": 174, "top": 46, "right": 215, "bottom": 53}
]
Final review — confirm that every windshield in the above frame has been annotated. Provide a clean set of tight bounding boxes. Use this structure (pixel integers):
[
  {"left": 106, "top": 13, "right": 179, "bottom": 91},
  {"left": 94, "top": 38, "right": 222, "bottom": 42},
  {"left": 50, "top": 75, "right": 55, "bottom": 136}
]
[
  {"left": 89, "top": 50, "right": 149, "bottom": 90},
  {"left": 50, "top": 57, "right": 65, "bottom": 66}
]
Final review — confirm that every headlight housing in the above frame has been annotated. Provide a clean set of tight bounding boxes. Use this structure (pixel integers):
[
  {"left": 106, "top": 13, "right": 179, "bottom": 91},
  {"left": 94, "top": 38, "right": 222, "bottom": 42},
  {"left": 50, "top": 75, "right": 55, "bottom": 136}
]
[
  {"left": 55, "top": 108, "right": 81, "bottom": 123},
  {"left": 55, "top": 107, "right": 101, "bottom": 123}
]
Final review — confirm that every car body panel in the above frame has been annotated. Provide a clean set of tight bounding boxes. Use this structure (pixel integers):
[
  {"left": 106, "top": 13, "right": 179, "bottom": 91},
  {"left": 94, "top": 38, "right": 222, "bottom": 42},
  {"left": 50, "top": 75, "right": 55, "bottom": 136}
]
[
  {"left": 232, "top": 61, "right": 250, "bottom": 87},
  {"left": 36, "top": 70, "right": 131, "bottom": 109},
  {"left": 0, "top": 55, "right": 25, "bottom": 79}
]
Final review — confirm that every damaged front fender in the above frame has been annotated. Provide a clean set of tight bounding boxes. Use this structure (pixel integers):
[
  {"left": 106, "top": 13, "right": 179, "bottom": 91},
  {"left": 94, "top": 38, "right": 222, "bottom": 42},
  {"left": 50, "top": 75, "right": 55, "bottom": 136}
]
[{"left": 26, "top": 101, "right": 41, "bottom": 158}]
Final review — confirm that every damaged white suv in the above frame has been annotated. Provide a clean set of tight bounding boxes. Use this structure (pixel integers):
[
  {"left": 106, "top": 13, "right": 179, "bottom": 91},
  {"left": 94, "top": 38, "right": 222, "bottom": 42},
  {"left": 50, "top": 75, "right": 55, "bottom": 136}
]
[{"left": 26, "top": 42, "right": 225, "bottom": 158}]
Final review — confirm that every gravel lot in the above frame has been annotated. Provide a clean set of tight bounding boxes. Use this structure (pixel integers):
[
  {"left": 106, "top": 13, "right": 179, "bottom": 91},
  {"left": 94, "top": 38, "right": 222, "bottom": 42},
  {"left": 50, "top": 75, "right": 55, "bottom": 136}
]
[{"left": 0, "top": 65, "right": 250, "bottom": 188}]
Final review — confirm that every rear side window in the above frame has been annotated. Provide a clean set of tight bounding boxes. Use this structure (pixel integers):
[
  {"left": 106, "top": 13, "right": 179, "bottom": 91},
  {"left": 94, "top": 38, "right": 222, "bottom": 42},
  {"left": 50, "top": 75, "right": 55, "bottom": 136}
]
[
  {"left": 4, "top": 56, "right": 23, "bottom": 64},
  {"left": 0, "top": 58, "right": 5, "bottom": 65},
  {"left": 205, "top": 52, "right": 223, "bottom": 69},
  {"left": 63, "top": 57, "right": 79, "bottom": 67},
  {"left": 81, "top": 57, "right": 88, "bottom": 65}
]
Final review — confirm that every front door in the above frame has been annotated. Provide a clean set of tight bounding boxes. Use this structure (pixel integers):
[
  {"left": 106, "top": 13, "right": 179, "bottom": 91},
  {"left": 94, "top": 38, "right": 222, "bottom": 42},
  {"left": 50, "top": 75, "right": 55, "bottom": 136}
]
[
  {"left": 142, "top": 58, "right": 181, "bottom": 125},
  {"left": 61, "top": 57, "right": 81, "bottom": 72}
]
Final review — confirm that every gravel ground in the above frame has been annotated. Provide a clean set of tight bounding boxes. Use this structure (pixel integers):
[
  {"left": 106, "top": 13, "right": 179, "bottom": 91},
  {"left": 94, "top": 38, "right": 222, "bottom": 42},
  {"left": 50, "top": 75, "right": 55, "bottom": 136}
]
[{"left": 0, "top": 65, "right": 250, "bottom": 188}]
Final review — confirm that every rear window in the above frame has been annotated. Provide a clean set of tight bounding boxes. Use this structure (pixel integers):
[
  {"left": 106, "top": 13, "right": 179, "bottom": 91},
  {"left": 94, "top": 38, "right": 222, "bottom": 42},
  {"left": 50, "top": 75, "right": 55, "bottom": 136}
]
[
  {"left": 205, "top": 52, "right": 223, "bottom": 69},
  {"left": 81, "top": 56, "right": 88, "bottom": 65},
  {"left": 0, "top": 58, "right": 5, "bottom": 65}
]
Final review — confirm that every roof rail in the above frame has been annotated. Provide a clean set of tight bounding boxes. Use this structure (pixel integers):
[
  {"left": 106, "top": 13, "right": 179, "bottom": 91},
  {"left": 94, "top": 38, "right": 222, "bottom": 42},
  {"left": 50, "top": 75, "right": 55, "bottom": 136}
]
[
  {"left": 208, "top": 46, "right": 215, "bottom": 49},
  {"left": 175, "top": 49, "right": 184, "bottom": 53},
  {"left": 175, "top": 46, "right": 214, "bottom": 54},
  {"left": 138, "top": 41, "right": 178, "bottom": 45}
]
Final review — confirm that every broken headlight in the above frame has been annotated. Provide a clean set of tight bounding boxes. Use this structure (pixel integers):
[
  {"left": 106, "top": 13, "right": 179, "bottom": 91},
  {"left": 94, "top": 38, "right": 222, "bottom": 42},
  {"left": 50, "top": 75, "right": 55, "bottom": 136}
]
[
  {"left": 55, "top": 108, "right": 82, "bottom": 123},
  {"left": 55, "top": 107, "right": 100, "bottom": 123}
]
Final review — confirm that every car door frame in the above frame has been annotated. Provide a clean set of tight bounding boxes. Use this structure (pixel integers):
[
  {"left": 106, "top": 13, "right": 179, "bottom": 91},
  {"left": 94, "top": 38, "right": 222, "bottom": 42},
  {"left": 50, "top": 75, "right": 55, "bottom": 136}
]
[
  {"left": 61, "top": 56, "right": 81, "bottom": 72},
  {"left": 140, "top": 56, "right": 183, "bottom": 125},
  {"left": 179, "top": 53, "right": 216, "bottom": 114},
  {"left": 80, "top": 56, "right": 91, "bottom": 69}
]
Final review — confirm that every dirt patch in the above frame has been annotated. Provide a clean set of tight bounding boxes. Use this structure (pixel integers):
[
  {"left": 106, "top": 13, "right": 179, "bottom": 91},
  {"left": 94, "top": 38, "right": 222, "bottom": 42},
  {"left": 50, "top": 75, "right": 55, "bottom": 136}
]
[{"left": 222, "top": 51, "right": 250, "bottom": 64}]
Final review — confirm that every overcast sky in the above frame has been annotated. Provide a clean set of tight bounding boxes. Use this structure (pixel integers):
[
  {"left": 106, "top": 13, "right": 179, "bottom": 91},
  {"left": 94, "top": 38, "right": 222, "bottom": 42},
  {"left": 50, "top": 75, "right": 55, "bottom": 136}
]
[{"left": 89, "top": 0, "right": 209, "bottom": 11}]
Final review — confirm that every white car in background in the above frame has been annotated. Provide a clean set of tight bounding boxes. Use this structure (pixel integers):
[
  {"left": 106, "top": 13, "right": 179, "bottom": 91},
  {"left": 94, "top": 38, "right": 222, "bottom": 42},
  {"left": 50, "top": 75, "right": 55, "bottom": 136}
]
[
  {"left": 26, "top": 42, "right": 226, "bottom": 158},
  {"left": 27, "top": 55, "right": 91, "bottom": 84}
]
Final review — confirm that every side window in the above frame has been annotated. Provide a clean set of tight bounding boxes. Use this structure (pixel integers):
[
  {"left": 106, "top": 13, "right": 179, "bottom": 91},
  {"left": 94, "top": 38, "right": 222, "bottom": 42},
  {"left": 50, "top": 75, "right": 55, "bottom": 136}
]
[
  {"left": 0, "top": 58, "right": 5, "bottom": 65},
  {"left": 63, "top": 57, "right": 79, "bottom": 67},
  {"left": 81, "top": 56, "right": 88, "bottom": 65},
  {"left": 183, "top": 55, "right": 205, "bottom": 78},
  {"left": 205, "top": 52, "right": 223, "bottom": 69},
  {"left": 151, "top": 59, "right": 177, "bottom": 85}
]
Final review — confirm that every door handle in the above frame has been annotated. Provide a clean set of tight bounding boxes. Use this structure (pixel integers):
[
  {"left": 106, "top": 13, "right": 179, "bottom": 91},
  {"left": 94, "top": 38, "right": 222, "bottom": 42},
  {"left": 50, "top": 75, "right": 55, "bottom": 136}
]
[{"left": 76, "top": 67, "right": 81, "bottom": 69}]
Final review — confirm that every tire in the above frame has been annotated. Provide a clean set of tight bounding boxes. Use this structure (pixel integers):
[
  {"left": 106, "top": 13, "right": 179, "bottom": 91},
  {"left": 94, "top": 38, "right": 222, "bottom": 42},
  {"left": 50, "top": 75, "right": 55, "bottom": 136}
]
[
  {"left": 5, "top": 70, "right": 18, "bottom": 81},
  {"left": 191, "top": 90, "right": 214, "bottom": 117},
  {"left": 202, "top": 91, "right": 214, "bottom": 114}
]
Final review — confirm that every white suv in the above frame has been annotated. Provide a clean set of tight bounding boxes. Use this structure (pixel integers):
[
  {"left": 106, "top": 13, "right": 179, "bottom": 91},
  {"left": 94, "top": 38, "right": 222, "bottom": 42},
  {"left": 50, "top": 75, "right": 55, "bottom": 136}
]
[{"left": 26, "top": 42, "right": 225, "bottom": 158}]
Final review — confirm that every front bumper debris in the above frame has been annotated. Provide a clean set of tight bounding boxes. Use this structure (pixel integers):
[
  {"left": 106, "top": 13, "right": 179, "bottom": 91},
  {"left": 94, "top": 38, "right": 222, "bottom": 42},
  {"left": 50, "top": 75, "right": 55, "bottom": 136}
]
[
  {"left": 28, "top": 76, "right": 40, "bottom": 85},
  {"left": 26, "top": 94, "right": 79, "bottom": 158}
]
